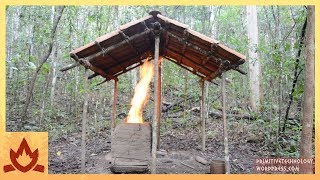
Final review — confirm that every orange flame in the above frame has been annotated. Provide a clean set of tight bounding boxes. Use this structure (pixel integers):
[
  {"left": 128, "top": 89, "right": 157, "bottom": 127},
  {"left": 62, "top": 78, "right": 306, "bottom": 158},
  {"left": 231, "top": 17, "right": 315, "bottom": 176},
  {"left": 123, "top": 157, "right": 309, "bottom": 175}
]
[{"left": 126, "top": 60, "right": 154, "bottom": 123}]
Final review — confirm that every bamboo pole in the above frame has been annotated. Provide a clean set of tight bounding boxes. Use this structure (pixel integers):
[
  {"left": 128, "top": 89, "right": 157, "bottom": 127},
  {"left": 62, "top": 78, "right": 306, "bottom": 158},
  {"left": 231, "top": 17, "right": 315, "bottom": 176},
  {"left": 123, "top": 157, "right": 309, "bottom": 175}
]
[
  {"left": 157, "top": 60, "right": 162, "bottom": 150},
  {"left": 201, "top": 80, "right": 206, "bottom": 151},
  {"left": 111, "top": 79, "right": 118, "bottom": 138},
  {"left": 151, "top": 34, "right": 160, "bottom": 174},
  {"left": 221, "top": 73, "right": 230, "bottom": 174},
  {"left": 81, "top": 68, "right": 89, "bottom": 173}
]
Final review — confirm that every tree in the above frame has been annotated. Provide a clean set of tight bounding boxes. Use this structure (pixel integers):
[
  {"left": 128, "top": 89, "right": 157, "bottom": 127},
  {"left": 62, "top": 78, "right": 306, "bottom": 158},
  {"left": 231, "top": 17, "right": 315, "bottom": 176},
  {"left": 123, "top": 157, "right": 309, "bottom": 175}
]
[
  {"left": 299, "top": 5, "right": 314, "bottom": 174},
  {"left": 20, "top": 6, "right": 65, "bottom": 128},
  {"left": 246, "top": 6, "right": 262, "bottom": 113}
]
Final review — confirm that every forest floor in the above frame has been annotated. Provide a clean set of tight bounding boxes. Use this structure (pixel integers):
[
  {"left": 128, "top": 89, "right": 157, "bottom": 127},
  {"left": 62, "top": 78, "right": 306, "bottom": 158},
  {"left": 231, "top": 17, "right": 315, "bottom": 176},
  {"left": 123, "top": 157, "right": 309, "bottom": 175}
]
[{"left": 48, "top": 113, "right": 270, "bottom": 174}]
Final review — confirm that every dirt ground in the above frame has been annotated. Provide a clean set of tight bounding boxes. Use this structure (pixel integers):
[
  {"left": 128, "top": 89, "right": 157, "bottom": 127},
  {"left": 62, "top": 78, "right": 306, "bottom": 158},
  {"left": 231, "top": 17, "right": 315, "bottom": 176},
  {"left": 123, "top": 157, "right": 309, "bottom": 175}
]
[{"left": 48, "top": 115, "right": 269, "bottom": 174}]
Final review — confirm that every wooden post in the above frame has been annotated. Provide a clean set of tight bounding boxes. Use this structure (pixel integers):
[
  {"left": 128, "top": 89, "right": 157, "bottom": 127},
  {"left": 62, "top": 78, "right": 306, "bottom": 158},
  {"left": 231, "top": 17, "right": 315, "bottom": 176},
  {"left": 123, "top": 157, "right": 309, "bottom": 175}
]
[
  {"left": 201, "top": 80, "right": 206, "bottom": 151},
  {"left": 221, "top": 73, "right": 230, "bottom": 174},
  {"left": 151, "top": 34, "right": 160, "bottom": 174},
  {"left": 157, "top": 60, "right": 162, "bottom": 149},
  {"left": 81, "top": 68, "right": 89, "bottom": 173},
  {"left": 111, "top": 79, "right": 118, "bottom": 137}
]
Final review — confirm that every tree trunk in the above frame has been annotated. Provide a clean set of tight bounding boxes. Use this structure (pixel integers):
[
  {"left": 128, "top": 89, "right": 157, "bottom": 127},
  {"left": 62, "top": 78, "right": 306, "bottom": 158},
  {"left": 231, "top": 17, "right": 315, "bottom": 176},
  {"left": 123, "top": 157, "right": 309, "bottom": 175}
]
[
  {"left": 50, "top": 6, "right": 58, "bottom": 105},
  {"left": 113, "top": 6, "right": 119, "bottom": 29},
  {"left": 50, "top": 45, "right": 58, "bottom": 105},
  {"left": 131, "top": 69, "right": 138, "bottom": 95},
  {"left": 282, "top": 16, "right": 307, "bottom": 133},
  {"left": 246, "top": 6, "right": 262, "bottom": 113},
  {"left": 20, "top": 6, "right": 65, "bottom": 129},
  {"left": 299, "top": 5, "right": 314, "bottom": 174}
]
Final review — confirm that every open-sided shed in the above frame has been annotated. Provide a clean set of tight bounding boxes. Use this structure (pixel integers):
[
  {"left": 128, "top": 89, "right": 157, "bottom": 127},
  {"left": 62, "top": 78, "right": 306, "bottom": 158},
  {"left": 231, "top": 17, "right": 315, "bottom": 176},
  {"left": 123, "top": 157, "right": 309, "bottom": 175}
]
[{"left": 61, "top": 11, "right": 246, "bottom": 174}]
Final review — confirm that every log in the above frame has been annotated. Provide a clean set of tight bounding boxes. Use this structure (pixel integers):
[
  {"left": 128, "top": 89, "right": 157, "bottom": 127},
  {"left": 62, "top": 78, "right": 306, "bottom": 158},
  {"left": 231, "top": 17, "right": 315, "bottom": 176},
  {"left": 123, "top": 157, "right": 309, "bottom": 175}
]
[
  {"left": 181, "top": 162, "right": 196, "bottom": 170},
  {"left": 162, "top": 97, "right": 192, "bottom": 112},
  {"left": 195, "top": 156, "right": 209, "bottom": 165},
  {"left": 209, "top": 111, "right": 256, "bottom": 120}
]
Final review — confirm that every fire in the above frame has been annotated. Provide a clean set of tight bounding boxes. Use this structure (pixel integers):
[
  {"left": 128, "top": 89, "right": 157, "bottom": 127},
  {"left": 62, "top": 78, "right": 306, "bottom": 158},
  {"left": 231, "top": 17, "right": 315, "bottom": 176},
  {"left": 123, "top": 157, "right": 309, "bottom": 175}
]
[
  {"left": 126, "top": 60, "right": 154, "bottom": 123},
  {"left": 16, "top": 149, "right": 33, "bottom": 167}
]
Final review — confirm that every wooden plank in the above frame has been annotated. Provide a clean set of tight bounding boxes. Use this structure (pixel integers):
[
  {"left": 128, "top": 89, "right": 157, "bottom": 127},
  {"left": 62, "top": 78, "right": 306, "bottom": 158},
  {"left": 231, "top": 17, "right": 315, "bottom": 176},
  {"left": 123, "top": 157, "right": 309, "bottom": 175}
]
[
  {"left": 157, "top": 14, "right": 189, "bottom": 29},
  {"left": 119, "top": 15, "right": 153, "bottom": 31}
]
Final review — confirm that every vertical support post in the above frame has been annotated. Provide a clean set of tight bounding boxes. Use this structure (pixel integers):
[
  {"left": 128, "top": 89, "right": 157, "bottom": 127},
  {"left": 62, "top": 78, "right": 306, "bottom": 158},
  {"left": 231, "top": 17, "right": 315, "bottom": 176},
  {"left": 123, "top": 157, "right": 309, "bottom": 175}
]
[
  {"left": 201, "top": 80, "right": 206, "bottom": 151},
  {"left": 157, "top": 60, "right": 162, "bottom": 149},
  {"left": 221, "top": 73, "right": 230, "bottom": 174},
  {"left": 111, "top": 79, "right": 118, "bottom": 137},
  {"left": 151, "top": 34, "right": 160, "bottom": 174},
  {"left": 81, "top": 68, "right": 89, "bottom": 173}
]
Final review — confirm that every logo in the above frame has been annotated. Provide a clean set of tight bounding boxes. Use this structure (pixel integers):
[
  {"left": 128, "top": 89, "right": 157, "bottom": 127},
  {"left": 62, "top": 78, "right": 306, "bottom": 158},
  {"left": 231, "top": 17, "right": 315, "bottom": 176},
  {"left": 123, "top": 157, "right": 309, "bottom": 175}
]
[{"left": 3, "top": 138, "right": 45, "bottom": 173}]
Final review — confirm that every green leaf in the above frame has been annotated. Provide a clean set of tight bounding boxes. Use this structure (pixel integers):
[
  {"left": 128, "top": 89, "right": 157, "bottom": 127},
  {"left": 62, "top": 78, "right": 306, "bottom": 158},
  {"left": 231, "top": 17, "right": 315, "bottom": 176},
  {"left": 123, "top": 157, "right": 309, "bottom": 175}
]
[
  {"left": 284, "top": 43, "right": 291, "bottom": 51},
  {"left": 42, "top": 62, "right": 50, "bottom": 74}
]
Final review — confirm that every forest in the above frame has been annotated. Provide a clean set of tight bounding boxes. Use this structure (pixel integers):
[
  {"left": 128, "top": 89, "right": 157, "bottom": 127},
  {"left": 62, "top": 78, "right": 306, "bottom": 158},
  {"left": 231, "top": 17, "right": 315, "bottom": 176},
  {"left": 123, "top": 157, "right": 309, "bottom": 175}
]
[{"left": 5, "top": 5, "right": 315, "bottom": 174}]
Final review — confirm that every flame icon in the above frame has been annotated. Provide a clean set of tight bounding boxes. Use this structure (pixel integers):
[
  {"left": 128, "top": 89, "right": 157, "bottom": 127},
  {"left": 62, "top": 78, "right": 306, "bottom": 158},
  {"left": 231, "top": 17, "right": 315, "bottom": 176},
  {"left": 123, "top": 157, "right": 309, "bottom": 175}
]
[{"left": 3, "top": 138, "right": 44, "bottom": 173}]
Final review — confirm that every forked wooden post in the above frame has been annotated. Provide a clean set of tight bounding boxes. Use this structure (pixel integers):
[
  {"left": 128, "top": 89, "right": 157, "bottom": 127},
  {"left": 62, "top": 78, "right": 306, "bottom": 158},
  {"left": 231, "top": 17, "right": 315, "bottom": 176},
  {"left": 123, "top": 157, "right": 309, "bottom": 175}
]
[
  {"left": 81, "top": 68, "right": 89, "bottom": 173},
  {"left": 201, "top": 80, "right": 206, "bottom": 151},
  {"left": 111, "top": 79, "right": 118, "bottom": 137},
  {"left": 151, "top": 31, "right": 160, "bottom": 174},
  {"left": 221, "top": 74, "right": 230, "bottom": 174},
  {"left": 157, "top": 60, "right": 162, "bottom": 149}
]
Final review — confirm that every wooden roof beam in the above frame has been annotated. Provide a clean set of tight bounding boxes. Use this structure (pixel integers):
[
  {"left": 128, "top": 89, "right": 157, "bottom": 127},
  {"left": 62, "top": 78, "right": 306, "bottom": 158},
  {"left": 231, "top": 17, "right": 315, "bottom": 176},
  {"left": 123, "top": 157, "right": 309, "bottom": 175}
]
[
  {"left": 89, "top": 50, "right": 152, "bottom": 80},
  {"left": 114, "top": 59, "right": 147, "bottom": 77},
  {"left": 166, "top": 31, "right": 243, "bottom": 71},
  {"left": 70, "top": 29, "right": 152, "bottom": 66},
  {"left": 71, "top": 30, "right": 152, "bottom": 79},
  {"left": 94, "top": 41, "right": 126, "bottom": 72},
  {"left": 79, "top": 59, "right": 117, "bottom": 81},
  {"left": 164, "top": 56, "right": 205, "bottom": 79},
  {"left": 166, "top": 31, "right": 211, "bottom": 57},
  {"left": 118, "top": 30, "right": 141, "bottom": 56},
  {"left": 166, "top": 48, "right": 215, "bottom": 75},
  {"left": 202, "top": 69, "right": 223, "bottom": 82},
  {"left": 60, "top": 61, "right": 80, "bottom": 72}
]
